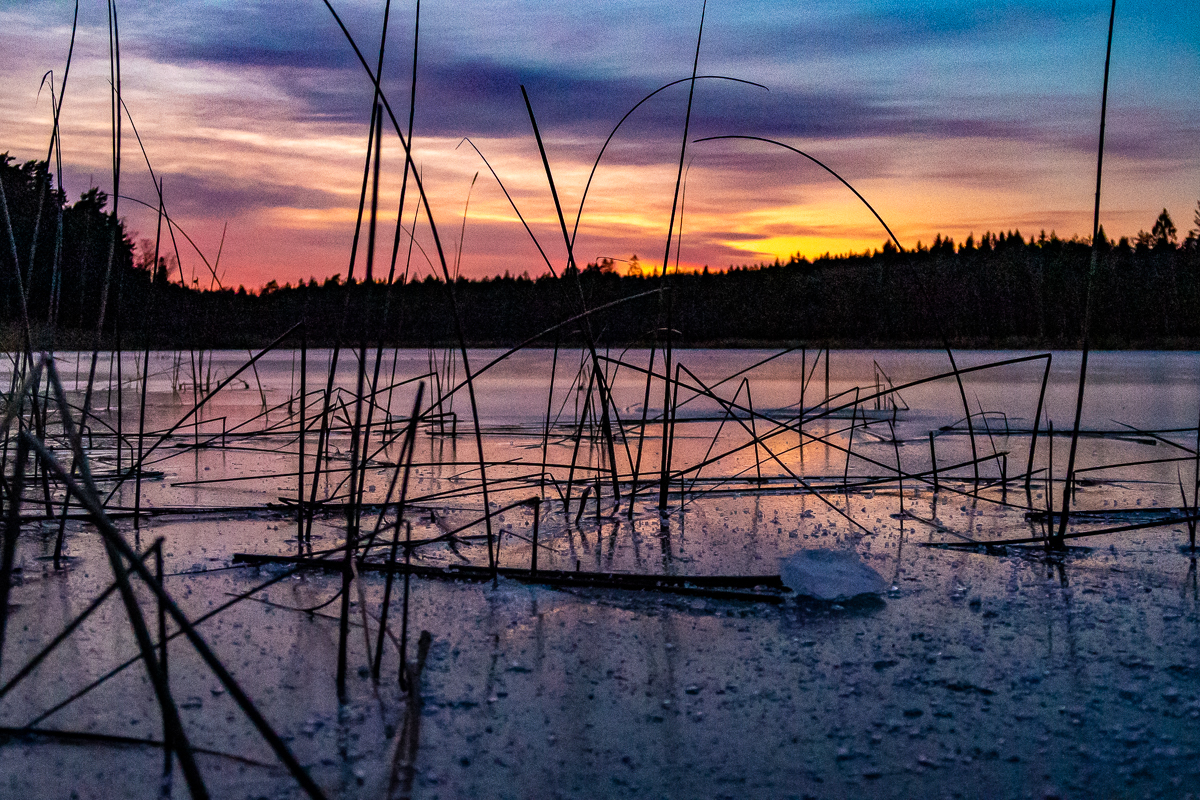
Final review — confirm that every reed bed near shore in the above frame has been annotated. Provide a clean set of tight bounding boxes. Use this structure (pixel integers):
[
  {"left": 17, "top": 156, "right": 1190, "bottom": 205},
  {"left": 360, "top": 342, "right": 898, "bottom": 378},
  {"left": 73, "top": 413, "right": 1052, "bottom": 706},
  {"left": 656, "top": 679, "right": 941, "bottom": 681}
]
[{"left": 5, "top": 337, "right": 1200, "bottom": 796}]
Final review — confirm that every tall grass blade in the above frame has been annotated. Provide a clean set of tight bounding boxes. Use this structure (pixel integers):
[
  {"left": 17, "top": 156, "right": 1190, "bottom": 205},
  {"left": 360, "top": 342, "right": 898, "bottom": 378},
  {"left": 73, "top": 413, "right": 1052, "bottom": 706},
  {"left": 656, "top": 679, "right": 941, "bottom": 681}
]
[{"left": 1057, "top": 0, "right": 1117, "bottom": 546}]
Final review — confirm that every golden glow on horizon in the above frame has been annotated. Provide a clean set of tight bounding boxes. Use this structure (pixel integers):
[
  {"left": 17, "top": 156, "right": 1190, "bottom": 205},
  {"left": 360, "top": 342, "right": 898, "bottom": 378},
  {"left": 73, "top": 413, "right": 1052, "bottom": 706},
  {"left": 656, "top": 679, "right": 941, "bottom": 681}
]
[{"left": 727, "top": 235, "right": 881, "bottom": 263}]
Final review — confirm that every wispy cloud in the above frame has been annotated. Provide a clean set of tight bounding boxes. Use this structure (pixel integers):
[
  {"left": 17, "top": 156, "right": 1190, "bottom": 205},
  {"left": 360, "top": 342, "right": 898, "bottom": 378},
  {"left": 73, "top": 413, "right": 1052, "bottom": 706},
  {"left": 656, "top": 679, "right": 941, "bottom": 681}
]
[{"left": 3, "top": 0, "right": 1197, "bottom": 287}]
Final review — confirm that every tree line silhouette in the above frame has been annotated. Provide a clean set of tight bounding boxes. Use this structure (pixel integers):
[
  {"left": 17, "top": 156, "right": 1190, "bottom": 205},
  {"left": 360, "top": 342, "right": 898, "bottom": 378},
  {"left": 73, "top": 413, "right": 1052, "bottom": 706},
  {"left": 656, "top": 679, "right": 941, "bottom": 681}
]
[{"left": 5, "top": 153, "right": 1200, "bottom": 350}]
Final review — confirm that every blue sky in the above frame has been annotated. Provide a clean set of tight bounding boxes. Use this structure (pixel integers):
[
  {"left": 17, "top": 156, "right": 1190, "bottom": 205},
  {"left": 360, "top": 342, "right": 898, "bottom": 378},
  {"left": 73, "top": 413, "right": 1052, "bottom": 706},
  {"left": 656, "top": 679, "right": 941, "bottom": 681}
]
[{"left": 3, "top": 0, "right": 1197, "bottom": 286}]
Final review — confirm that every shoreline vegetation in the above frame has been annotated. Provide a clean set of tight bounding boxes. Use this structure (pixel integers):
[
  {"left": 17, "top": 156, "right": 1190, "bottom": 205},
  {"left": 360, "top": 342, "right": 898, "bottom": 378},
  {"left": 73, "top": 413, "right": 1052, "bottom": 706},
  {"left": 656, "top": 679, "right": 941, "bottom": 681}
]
[{"left": 5, "top": 153, "right": 1200, "bottom": 352}]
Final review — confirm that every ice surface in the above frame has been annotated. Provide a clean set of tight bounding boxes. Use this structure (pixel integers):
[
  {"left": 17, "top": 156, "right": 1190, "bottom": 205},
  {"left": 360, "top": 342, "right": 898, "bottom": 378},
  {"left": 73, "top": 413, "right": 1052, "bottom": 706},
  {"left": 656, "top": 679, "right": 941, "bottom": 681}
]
[{"left": 780, "top": 548, "right": 888, "bottom": 600}]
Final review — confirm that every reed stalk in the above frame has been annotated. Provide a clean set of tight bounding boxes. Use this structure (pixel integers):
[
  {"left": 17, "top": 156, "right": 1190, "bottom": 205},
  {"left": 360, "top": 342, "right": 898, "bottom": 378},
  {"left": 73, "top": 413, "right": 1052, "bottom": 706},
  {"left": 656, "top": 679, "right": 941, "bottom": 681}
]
[
  {"left": 0, "top": 427, "right": 30, "bottom": 679},
  {"left": 32, "top": 359, "right": 327, "bottom": 799},
  {"left": 564, "top": 366, "right": 597, "bottom": 517},
  {"left": 298, "top": 324, "right": 307, "bottom": 547},
  {"left": 153, "top": 538, "right": 174, "bottom": 790},
  {"left": 1024, "top": 354, "right": 1052, "bottom": 493},
  {"left": 30, "top": 0, "right": 80, "bottom": 331},
  {"left": 304, "top": 100, "right": 381, "bottom": 546},
  {"left": 520, "top": 87, "right": 623, "bottom": 515},
  {"left": 1192, "top": 405, "right": 1199, "bottom": 550},
  {"left": 0, "top": 359, "right": 45, "bottom": 674},
  {"left": 26, "top": 562, "right": 304, "bottom": 730},
  {"left": 353, "top": 0, "right": 408, "bottom": 526},
  {"left": 686, "top": 376, "right": 751, "bottom": 494},
  {"left": 0, "top": 541, "right": 157, "bottom": 702},
  {"left": 1057, "top": 0, "right": 1117, "bottom": 547},
  {"left": 675, "top": 363, "right": 872, "bottom": 535},
  {"left": 929, "top": 431, "right": 939, "bottom": 492},
  {"left": 337, "top": 102, "right": 386, "bottom": 702},
  {"left": 107, "top": 321, "right": 303, "bottom": 502},
  {"left": 372, "top": 384, "right": 423, "bottom": 682},
  {"left": 844, "top": 388, "right": 860, "bottom": 488},
  {"left": 36, "top": 366, "right": 207, "bottom": 798},
  {"left": 539, "top": 334, "right": 560, "bottom": 497},
  {"left": 51, "top": 0, "right": 126, "bottom": 565},
  {"left": 1046, "top": 421, "right": 1055, "bottom": 547},
  {"left": 657, "top": 3, "right": 706, "bottom": 513},
  {"left": 890, "top": 418, "right": 904, "bottom": 515},
  {"left": 743, "top": 379, "right": 763, "bottom": 485},
  {"left": 318, "top": 3, "right": 499, "bottom": 577},
  {"left": 133, "top": 180, "right": 164, "bottom": 529},
  {"left": 629, "top": 345, "right": 657, "bottom": 517},
  {"left": 529, "top": 496, "right": 541, "bottom": 574},
  {"left": 825, "top": 348, "right": 830, "bottom": 406}
]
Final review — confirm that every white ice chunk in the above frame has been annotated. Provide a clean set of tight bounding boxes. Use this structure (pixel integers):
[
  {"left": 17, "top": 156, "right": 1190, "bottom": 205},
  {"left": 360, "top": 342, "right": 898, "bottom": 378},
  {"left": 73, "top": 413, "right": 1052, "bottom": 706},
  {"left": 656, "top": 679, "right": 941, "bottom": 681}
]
[{"left": 780, "top": 548, "right": 887, "bottom": 600}]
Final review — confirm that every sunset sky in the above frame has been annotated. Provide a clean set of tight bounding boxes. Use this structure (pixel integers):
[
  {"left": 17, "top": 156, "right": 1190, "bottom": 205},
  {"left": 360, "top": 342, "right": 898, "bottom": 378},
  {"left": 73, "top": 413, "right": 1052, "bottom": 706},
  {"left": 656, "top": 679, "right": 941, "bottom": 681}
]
[{"left": 3, "top": 0, "right": 1198, "bottom": 288}]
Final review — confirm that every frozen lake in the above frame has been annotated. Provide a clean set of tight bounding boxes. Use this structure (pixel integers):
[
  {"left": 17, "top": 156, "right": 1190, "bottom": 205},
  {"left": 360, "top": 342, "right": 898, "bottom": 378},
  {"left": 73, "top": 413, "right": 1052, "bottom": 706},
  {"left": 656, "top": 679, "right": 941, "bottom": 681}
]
[{"left": 3, "top": 347, "right": 1200, "bottom": 798}]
